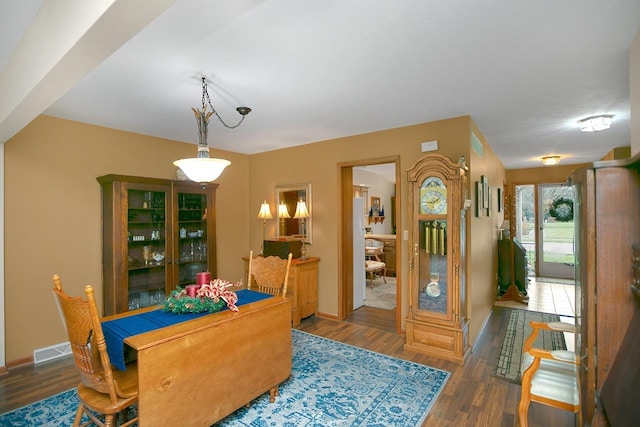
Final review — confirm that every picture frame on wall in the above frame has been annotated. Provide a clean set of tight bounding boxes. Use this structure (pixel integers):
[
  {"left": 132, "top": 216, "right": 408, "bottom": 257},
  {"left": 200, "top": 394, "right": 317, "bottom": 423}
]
[
  {"left": 497, "top": 187, "right": 503, "bottom": 212},
  {"left": 371, "top": 196, "right": 381, "bottom": 215},
  {"left": 487, "top": 187, "right": 492, "bottom": 217},
  {"left": 481, "top": 175, "right": 489, "bottom": 208},
  {"left": 475, "top": 181, "right": 483, "bottom": 217}
]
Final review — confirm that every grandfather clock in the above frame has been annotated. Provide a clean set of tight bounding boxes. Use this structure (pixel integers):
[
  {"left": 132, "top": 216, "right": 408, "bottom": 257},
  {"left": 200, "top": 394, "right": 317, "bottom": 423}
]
[{"left": 404, "top": 153, "right": 470, "bottom": 363}]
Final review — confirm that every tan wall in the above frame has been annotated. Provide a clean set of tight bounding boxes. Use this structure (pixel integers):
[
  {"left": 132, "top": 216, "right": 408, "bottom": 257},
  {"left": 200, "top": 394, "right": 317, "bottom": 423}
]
[
  {"left": 467, "top": 121, "right": 507, "bottom": 340},
  {"left": 506, "top": 163, "right": 591, "bottom": 185},
  {"left": 600, "top": 146, "right": 631, "bottom": 161},
  {"left": 4, "top": 115, "right": 250, "bottom": 361},
  {"left": 249, "top": 116, "right": 504, "bottom": 345},
  {"left": 5, "top": 114, "right": 504, "bottom": 362}
]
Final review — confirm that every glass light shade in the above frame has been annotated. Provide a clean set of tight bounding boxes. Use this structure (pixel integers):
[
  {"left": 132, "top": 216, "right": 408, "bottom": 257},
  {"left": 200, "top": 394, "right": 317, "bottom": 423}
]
[
  {"left": 541, "top": 155, "right": 560, "bottom": 166},
  {"left": 257, "top": 201, "right": 273, "bottom": 220},
  {"left": 173, "top": 158, "right": 231, "bottom": 183},
  {"left": 293, "top": 200, "right": 310, "bottom": 219},
  {"left": 579, "top": 116, "right": 612, "bottom": 132},
  {"left": 278, "top": 202, "right": 291, "bottom": 218}
]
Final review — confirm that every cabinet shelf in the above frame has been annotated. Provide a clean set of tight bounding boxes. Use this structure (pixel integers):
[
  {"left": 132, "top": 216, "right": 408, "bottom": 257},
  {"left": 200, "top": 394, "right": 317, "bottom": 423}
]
[{"left": 128, "top": 263, "right": 166, "bottom": 271}]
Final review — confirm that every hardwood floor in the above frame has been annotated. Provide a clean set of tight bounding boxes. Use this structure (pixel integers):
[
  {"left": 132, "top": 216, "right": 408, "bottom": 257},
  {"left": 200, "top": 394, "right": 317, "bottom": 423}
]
[{"left": 0, "top": 307, "right": 575, "bottom": 426}]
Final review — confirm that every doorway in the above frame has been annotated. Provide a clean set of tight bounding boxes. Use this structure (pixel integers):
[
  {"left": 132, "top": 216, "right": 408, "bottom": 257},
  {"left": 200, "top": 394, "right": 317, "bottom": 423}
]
[
  {"left": 339, "top": 156, "right": 401, "bottom": 334},
  {"left": 513, "top": 183, "right": 575, "bottom": 280}
]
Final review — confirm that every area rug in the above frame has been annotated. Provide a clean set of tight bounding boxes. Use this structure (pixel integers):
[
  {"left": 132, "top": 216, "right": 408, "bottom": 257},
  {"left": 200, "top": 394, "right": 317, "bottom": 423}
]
[
  {"left": 365, "top": 277, "right": 396, "bottom": 310},
  {"left": 494, "top": 308, "right": 567, "bottom": 383},
  {"left": 0, "top": 330, "right": 449, "bottom": 427}
]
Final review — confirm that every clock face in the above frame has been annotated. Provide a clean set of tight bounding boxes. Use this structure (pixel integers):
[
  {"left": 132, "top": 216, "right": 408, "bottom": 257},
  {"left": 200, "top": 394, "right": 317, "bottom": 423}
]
[{"left": 420, "top": 177, "right": 447, "bottom": 215}]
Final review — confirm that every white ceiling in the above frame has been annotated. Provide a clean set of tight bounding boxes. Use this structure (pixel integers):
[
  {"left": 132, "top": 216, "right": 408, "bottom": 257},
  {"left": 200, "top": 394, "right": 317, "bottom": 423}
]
[{"left": 1, "top": 0, "right": 639, "bottom": 169}]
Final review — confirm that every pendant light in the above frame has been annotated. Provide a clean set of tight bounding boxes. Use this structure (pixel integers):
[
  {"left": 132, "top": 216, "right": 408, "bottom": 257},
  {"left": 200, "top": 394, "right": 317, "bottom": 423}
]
[{"left": 173, "top": 77, "right": 251, "bottom": 183}]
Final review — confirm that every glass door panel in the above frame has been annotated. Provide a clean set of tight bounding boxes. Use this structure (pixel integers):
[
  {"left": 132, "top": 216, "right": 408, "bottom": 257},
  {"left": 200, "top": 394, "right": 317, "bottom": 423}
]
[
  {"left": 538, "top": 183, "right": 575, "bottom": 279},
  {"left": 514, "top": 184, "right": 536, "bottom": 276},
  {"left": 127, "top": 188, "right": 168, "bottom": 309},
  {"left": 176, "top": 191, "right": 209, "bottom": 287}
]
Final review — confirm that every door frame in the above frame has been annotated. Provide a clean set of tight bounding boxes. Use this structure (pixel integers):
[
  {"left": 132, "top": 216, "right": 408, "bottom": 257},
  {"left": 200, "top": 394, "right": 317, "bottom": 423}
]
[{"left": 338, "top": 156, "right": 401, "bottom": 334}]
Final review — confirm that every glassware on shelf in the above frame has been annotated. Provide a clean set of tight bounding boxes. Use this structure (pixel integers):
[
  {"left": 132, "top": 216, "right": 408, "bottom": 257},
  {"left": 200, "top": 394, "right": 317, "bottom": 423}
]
[
  {"left": 143, "top": 191, "right": 152, "bottom": 209},
  {"left": 152, "top": 251, "right": 165, "bottom": 264},
  {"left": 143, "top": 245, "right": 153, "bottom": 266}
]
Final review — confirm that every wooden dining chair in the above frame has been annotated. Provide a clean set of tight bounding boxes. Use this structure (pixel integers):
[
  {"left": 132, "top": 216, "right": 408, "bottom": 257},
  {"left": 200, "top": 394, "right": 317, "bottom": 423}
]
[
  {"left": 52, "top": 274, "right": 138, "bottom": 427},
  {"left": 247, "top": 251, "right": 293, "bottom": 297},
  {"left": 518, "top": 320, "right": 581, "bottom": 427}
]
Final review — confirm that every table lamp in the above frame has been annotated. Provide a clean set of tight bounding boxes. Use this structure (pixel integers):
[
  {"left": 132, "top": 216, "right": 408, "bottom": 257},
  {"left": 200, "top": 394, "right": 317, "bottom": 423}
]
[
  {"left": 293, "top": 199, "right": 310, "bottom": 259},
  {"left": 257, "top": 200, "right": 273, "bottom": 254},
  {"left": 278, "top": 202, "right": 291, "bottom": 236}
]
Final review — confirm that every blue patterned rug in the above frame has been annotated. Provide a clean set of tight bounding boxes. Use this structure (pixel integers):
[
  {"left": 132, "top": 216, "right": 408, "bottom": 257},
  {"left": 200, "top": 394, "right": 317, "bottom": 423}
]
[{"left": 0, "top": 330, "right": 449, "bottom": 426}]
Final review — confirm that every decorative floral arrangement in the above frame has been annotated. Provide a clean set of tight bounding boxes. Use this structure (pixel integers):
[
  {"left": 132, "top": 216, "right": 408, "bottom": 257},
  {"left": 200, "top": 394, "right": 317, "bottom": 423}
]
[{"left": 163, "top": 278, "right": 242, "bottom": 314}]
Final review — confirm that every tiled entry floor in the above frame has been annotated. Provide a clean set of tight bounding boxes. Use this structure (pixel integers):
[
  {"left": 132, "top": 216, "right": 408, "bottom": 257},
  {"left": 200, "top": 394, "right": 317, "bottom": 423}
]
[{"left": 494, "top": 277, "right": 576, "bottom": 350}]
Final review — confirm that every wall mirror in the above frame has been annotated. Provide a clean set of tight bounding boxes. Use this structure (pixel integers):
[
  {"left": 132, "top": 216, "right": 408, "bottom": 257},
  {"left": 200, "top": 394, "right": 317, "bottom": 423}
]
[{"left": 275, "top": 183, "right": 312, "bottom": 244}]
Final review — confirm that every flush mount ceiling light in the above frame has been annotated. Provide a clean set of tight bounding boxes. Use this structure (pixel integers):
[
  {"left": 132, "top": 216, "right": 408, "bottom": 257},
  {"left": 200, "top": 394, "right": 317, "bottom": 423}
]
[
  {"left": 579, "top": 115, "right": 612, "bottom": 132},
  {"left": 173, "top": 77, "right": 251, "bottom": 184},
  {"left": 541, "top": 155, "right": 561, "bottom": 166}
]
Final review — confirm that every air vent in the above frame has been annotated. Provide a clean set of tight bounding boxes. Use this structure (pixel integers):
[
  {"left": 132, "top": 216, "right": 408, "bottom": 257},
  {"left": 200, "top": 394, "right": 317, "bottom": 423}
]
[{"left": 33, "top": 342, "right": 71, "bottom": 364}]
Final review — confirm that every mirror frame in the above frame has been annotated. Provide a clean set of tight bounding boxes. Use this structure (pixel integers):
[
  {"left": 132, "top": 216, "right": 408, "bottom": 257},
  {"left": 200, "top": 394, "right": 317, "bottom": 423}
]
[{"left": 275, "top": 183, "right": 312, "bottom": 244}]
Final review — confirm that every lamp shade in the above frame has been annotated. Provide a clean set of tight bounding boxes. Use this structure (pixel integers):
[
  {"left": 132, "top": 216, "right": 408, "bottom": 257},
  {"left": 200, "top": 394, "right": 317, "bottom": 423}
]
[
  {"left": 278, "top": 202, "right": 291, "bottom": 219},
  {"left": 293, "top": 200, "right": 310, "bottom": 219},
  {"left": 173, "top": 158, "right": 230, "bottom": 183},
  {"left": 257, "top": 201, "right": 273, "bottom": 220}
]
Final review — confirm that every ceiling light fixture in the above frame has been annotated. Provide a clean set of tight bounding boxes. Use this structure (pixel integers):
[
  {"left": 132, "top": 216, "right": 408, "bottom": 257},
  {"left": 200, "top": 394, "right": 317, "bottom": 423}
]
[
  {"left": 541, "top": 155, "right": 561, "bottom": 166},
  {"left": 579, "top": 115, "right": 612, "bottom": 132},
  {"left": 173, "top": 77, "right": 251, "bottom": 184}
]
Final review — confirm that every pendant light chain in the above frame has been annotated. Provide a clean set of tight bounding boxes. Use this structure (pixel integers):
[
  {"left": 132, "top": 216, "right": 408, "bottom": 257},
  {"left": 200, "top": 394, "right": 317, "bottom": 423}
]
[{"left": 201, "top": 78, "right": 248, "bottom": 129}]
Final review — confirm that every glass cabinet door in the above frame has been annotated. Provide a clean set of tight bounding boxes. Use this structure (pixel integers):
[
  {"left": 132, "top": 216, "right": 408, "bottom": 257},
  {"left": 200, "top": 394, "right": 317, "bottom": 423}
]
[
  {"left": 175, "top": 189, "right": 211, "bottom": 287},
  {"left": 416, "top": 176, "right": 451, "bottom": 319},
  {"left": 417, "top": 219, "right": 448, "bottom": 314},
  {"left": 127, "top": 187, "right": 170, "bottom": 310}
]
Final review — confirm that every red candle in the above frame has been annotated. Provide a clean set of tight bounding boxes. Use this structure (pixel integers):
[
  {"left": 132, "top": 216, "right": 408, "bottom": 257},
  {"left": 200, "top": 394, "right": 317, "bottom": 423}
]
[
  {"left": 196, "top": 272, "right": 211, "bottom": 286},
  {"left": 185, "top": 284, "right": 198, "bottom": 297}
]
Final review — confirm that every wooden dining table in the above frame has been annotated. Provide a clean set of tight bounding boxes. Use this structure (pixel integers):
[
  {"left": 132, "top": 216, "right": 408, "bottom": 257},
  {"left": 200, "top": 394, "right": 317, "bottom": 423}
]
[{"left": 102, "top": 290, "right": 292, "bottom": 426}]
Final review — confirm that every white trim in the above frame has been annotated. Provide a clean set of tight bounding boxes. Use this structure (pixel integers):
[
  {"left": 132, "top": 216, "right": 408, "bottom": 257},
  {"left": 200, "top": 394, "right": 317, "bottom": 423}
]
[{"left": 0, "top": 144, "right": 5, "bottom": 368}]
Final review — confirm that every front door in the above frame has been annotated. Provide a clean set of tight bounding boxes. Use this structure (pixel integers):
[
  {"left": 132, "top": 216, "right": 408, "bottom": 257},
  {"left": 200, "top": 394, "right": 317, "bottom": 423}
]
[{"left": 537, "top": 183, "right": 575, "bottom": 279}]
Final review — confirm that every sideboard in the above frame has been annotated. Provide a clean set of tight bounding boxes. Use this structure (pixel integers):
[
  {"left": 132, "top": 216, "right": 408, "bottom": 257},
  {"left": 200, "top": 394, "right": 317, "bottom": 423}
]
[{"left": 244, "top": 256, "right": 319, "bottom": 326}]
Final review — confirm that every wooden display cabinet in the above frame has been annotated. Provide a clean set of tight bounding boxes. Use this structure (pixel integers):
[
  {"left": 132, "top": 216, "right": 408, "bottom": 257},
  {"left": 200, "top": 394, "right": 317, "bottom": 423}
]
[
  {"left": 98, "top": 175, "right": 218, "bottom": 315},
  {"left": 404, "top": 154, "right": 470, "bottom": 364}
]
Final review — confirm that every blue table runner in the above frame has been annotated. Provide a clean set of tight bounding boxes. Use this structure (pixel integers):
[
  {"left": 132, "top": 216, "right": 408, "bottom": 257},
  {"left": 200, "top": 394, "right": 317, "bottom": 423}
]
[{"left": 103, "top": 289, "right": 272, "bottom": 371}]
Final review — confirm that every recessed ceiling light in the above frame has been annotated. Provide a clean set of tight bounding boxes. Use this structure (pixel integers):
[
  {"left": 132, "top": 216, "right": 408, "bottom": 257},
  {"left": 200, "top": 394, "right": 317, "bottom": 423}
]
[
  {"left": 579, "top": 115, "right": 612, "bottom": 132},
  {"left": 542, "top": 155, "right": 560, "bottom": 166}
]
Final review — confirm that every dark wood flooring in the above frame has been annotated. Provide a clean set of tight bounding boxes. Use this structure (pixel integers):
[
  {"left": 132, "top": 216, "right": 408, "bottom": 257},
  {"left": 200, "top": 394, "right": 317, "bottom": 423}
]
[{"left": 0, "top": 306, "right": 575, "bottom": 426}]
